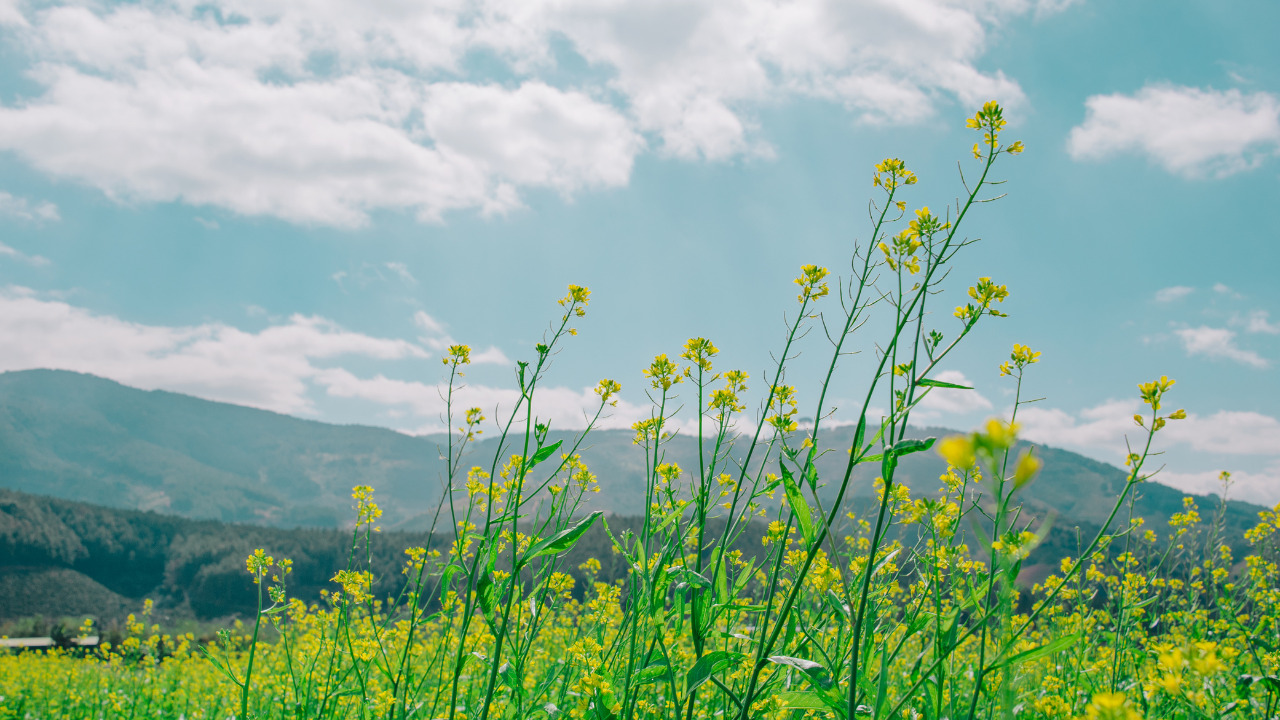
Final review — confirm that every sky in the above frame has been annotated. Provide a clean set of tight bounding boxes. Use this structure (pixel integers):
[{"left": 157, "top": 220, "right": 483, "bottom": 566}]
[{"left": 0, "top": 0, "right": 1278, "bottom": 505}]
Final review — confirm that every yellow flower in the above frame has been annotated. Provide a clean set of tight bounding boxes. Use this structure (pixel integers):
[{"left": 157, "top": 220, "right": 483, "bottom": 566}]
[
  {"left": 983, "top": 418, "right": 1019, "bottom": 450},
  {"left": 643, "top": 354, "right": 683, "bottom": 391},
  {"left": 795, "top": 264, "right": 830, "bottom": 302},
  {"left": 594, "top": 378, "right": 621, "bottom": 406},
  {"left": 937, "top": 435, "right": 976, "bottom": 469},
  {"left": 443, "top": 343, "right": 471, "bottom": 366},
  {"left": 352, "top": 485, "right": 382, "bottom": 530},
  {"left": 245, "top": 549, "right": 273, "bottom": 581},
  {"left": 680, "top": 337, "right": 718, "bottom": 372},
  {"left": 1013, "top": 450, "right": 1041, "bottom": 489},
  {"left": 1138, "top": 375, "right": 1175, "bottom": 410},
  {"left": 1083, "top": 692, "right": 1140, "bottom": 720},
  {"left": 872, "top": 157, "right": 918, "bottom": 189},
  {"left": 331, "top": 570, "right": 373, "bottom": 604},
  {"left": 559, "top": 284, "right": 591, "bottom": 318}
]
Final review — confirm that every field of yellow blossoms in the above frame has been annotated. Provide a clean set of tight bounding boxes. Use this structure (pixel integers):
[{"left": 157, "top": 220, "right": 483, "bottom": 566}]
[{"left": 4, "top": 102, "right": 1278, "bottom": 720}]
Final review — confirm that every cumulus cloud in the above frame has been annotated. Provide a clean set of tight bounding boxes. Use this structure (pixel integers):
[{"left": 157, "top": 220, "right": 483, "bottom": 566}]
[
  {"left": 1173, "top": 326, "right": 1268, "bottom": 368},
  {"left": 0, "top": 0, "right": 1040, "bottom": 225},
  {"left": 0, "top": 190, "right": 59, "bottom": 222},
  {"left": 0, "top": 0, "right": 25, "bottom": 27},
  {"left": 0, "top": 286, "right": 648, "bottom": 434},
  {"left": 1154, "top": 285, "right": 1194, "bottom": 302},
  {"left": 1156, "top": 464, "right": 1280, "bottom": 507},
  {"left": 1019, "top": 400, "right": 1280, "bottom": 504},
  {"left": 0, "top": 286, "right": 428, "bottom": 415},
  {"left": 1020, "top": 399, "right": 1280, "bottom": 458},
  {"left": 1067, "top": 84, "right": 1280, "bottom": 178}
]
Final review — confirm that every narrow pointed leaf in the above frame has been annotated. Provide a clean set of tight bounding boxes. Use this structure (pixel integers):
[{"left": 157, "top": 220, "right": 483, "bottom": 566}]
[
  {"left": 988, "top": 632, "right": 1081, "bottom": 671},
  {"left": 521, "top": 511, "right": 603, "bottom": 567},
  {"left": 916, "top": 377, "right": 973, "bottom": 390},
  {"left": 527, "top": 439, "right": 563, "bottom": 470},
  {"left": 780, "top": 465, "right": 814, "bottom": 546}
]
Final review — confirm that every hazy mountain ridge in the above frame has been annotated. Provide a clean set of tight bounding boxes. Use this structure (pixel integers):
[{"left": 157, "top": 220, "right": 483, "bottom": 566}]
[
  {"left": 0, "top": 368, "right": 1263, "bottom": 536},
  {"left": 0, "top": 369, "right": 1269, "bottom": 622}
]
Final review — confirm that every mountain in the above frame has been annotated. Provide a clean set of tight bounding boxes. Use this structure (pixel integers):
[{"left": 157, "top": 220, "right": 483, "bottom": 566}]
[
  {"left": 0, "top": 369, "right": 442, "bottom": 526},
  {"left": 0, "top": 369, "right": 1264, "bottom": 539}
]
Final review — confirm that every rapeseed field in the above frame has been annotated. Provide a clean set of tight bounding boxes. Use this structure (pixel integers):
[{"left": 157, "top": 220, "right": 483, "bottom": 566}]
[{"left": 3, "top": 102, "right": 1278, "bottom": 720}]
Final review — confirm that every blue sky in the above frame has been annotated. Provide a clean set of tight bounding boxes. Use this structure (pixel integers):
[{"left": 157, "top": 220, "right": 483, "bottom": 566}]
[{"left": 0, "top": 0, "right": 1277, "bottom": 504}]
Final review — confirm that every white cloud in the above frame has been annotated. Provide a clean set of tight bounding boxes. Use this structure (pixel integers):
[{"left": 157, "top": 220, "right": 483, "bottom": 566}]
[
  {"left": 1020, "top": 400, "right": 1280, "bottom": 505},
  {"left": 0, "top": 241, "right": 50, "bottom": 266},
  {"left": 1242, "top": 310, "right": 1280, "bottom": 334},
  {"left": 0, "top": 286, "right": 653, "bottom": 435},
  {"left": 0, "top": 286, "right": 427, "bottom": 415},
  {"left": 0, "top": 0, "right": 1040, "bottom": 225},
  {"left": 1154, "top": 285, "right": 1194, "bottom": 303},
  {"left": 0, "top": 190, "right": 59, "bottom": 222},
  {"left": 911, "top": 370, "right": 993, "bottom": 420},
  {"left": 422, "top": 81, "right": 643, "bottom": 192},
  {"left": 1067, "top": 84, "right": 1280, "bottom": 178},
  {"left": 1154, "top": 465, "right": 1280, "bottom": 507},
  {"left": 0, "top": 0, "right": 26, "bottom": 27},
  {"left": 1164, "top": 410, "right": 1280, "bottom": 455},
  {"left": 1018, "top": 399, "right": 1139, "bottom": 457},
  {"left": 412, "top": 310, "right": 509, "bottom": 365},
  {"left": 412, "top": 311, "right": 446, "bottom": 336},
  {"left": 1021, "top": 399, "right": 1280, "bottom": 457},
  {"left": 1213, "top": 282, "right": 1243, "bottom": 299},
  {"left": 1174, "top": 325, "right": 1268, "bottom": 368},
  {"left": 384, "top": 262, "right": 417, "bottom": 285}
]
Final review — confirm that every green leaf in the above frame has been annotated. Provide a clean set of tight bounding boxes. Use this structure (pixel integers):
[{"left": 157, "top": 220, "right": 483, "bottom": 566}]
[
  {"left": 1237, "top": 674, "right": 1280, "bottom": 694},
  {"left": 527, "top": 439, "right": 563, "bottom": 470},
  {"left": 988, "top": 632, "right": 1081, "bottom": 671},
  {"left": 767, "top": 656, "right": 835, "bottom": 691},
  {"left": 916, "top": 377, "right": 973, "bottom": 390},
  {"left": 476, "top": 572, "right": 498, "bottom": 617},
  {"left": 769, "top": 657, "right": 848, "bottom": 715},
  {"left": 668, "top": 566, "right": 712, "bottom": 590},
  {"left": 521, "top": 511, "right": 604, "bottom": 567},
  {"left": 780, "top": 465, "right": 814, "bottom": 546},
  {"left": 686, "top": 651, "right": 746, "bottom": 693},
  {"left": 776, "top": 691, "right": 828, "bottom": 710},
  {"left": 714, "top": 549, "right": 730, "bottom": 606},
  {"left": 871, "top": 548, "right": 901, "bottom": 578},
  {"left": 633, "top": 659, "right": 672, "bottom": 686},
  {"left": 823, "top": 590, "right": 850, "bottom": 621},
  {"left": 890, "top": 437, "right": 936, "bottom": 457}
]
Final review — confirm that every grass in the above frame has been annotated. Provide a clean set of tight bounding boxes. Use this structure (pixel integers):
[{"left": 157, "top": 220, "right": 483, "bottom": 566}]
[{"left": 3, "top": 101, "right": 1279, "bottom": 720}]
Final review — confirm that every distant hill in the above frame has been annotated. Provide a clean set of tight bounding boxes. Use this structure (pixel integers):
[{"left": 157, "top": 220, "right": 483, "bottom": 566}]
[{"left": 0, "top": 369, "right": 1265, "bottom": 538}]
